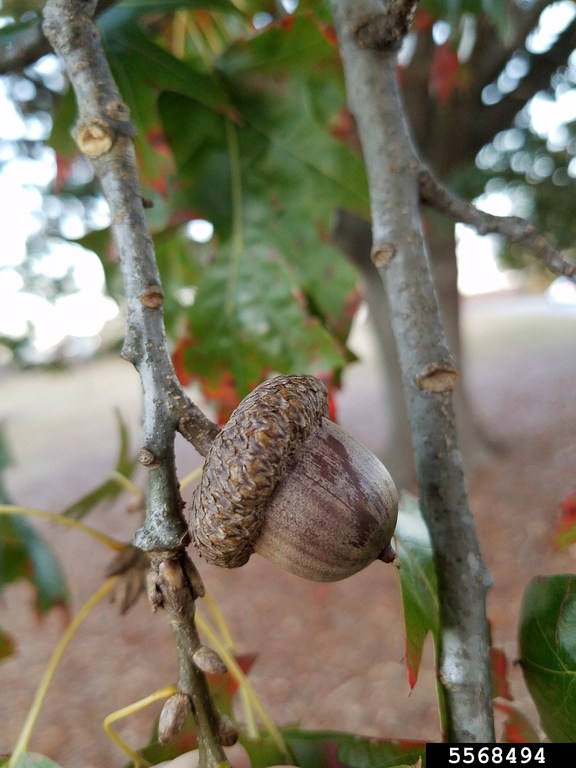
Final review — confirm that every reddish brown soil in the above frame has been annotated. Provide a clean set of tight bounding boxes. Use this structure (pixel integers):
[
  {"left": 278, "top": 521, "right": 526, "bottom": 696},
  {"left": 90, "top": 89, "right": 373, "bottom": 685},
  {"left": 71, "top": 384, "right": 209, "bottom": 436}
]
[{"left": 1, "top": 293, "right": 575, "bottom": 767}]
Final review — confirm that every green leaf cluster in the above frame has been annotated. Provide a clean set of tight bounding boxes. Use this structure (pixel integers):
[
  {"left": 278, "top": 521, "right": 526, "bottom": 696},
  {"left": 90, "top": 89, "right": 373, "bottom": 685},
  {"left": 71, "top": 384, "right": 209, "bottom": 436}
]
[{"left": 93, "top": 2, "right": 365, "bottom": 404}]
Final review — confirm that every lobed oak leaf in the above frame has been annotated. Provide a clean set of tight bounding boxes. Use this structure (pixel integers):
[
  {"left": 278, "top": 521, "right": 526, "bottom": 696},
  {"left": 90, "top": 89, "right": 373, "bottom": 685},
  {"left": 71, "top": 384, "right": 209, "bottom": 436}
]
[
  {"left": 494, "top": 701, "right": 540, "bottom": 743},
  {"left": 200, "top": 371, "right": 243, "bottom": 425}
]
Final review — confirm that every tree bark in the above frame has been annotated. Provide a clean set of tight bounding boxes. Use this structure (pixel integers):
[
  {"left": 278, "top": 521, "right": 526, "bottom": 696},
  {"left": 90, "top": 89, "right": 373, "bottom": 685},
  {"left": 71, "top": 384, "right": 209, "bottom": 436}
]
[
  {"left": 330, "top": 0, "right": 495, "bottom": 743},
  {"left": 42, "top": 3, "right": 229, "bottom": 764}
]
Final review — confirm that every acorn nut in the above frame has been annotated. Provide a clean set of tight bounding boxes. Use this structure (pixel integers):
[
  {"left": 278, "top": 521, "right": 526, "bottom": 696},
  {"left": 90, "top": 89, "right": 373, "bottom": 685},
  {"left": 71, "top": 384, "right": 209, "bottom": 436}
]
[{"left": 189, "top": 375, "right": 399, "bottom": 582}]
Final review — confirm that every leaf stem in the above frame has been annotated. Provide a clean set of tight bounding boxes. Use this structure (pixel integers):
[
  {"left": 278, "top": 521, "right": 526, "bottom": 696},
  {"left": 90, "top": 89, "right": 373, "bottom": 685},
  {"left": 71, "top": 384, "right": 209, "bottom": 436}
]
[
  {"left": 199, "top": 593, "right": 258, "bottom": 739},
  {"left": 0, "top": 505, "right": 126, "bottom": 552},
  {"left": 196, "top": 613, "right": 289, "bottom": 757},
  {"left": 8, "top": 577, "right": 118, "bottom": 767},
  {"left": 103, "top": 685, "right": 177, "bottom": 767},
  {"left": 225, "top": 118, "right": 244, "bottom": 317},
  {"left": 108, "top": 470, "right": 145, "bottom": 500},
  {"left": 180, "top": 466, "right": 203, "bottom": 491}
]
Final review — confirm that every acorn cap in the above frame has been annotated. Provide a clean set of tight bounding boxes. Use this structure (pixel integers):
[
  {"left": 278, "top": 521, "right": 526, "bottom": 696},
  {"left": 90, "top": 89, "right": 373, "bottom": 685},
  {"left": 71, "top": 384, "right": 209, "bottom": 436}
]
[{"left": 189, "top": 375, "right": 328, "bottom": 568}]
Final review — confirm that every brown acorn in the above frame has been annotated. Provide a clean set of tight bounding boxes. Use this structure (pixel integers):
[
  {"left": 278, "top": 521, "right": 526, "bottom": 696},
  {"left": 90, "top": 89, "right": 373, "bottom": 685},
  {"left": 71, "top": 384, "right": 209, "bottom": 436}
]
[{"left": 188, "top": 375, "right": 399, "bottom": 582}]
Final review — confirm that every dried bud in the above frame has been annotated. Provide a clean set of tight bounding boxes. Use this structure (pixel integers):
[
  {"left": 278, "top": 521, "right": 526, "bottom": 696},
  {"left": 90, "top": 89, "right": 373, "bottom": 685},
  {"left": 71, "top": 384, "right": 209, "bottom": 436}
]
[
  {"left": 219, "top": 715, "right": 239, "bottom": 746},
  {"left": 192, "top": 645, "right": 227, "bottom": 674},
  {"left": 158, "top": 693, "right": 191, "bottom": 744},
  {"left": 182, "top": 555, "right": 206, "bottom": 598}
]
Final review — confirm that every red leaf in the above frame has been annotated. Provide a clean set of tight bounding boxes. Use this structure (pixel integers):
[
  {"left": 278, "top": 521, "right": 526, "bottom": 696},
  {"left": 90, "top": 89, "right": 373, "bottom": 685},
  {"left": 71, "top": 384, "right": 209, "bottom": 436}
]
[
  {"left": 207, "top": 652, "right": 257, "bottom": 703},
  {"left": 413, "top": 8, "right": 435, "bottom": 33},
  {"left": 406, "top": 655, "right": 418, "bottom": 690},
  {"left": 229, "top": 653, "right": 256, "bottom": 696},
  {"left": 318, "top": 22, "right": 338, "bottom": 47},
  {"left": 314, "top": 371, "right": 340, "bottom": 422},
  {"left": 552, "top": 491, "right": 576, "bottom": 549},
  {"left": 201, "top": 371, "right": 242, "bottom": 425},
  {"left": 53, "top": 154, "right": 74, "bottom": 192},
  {"left": 167, "top": 208, "right": 199, "bottom": 228},
  {"left": 280, "top": 15, "right": 295, "bottom": 33},
  {"left": 494, "top": 701, "right": 540, "bottom": 743},
  {"left": 144, "top": 127, "right": 174, "bottom": 196},
  {"left": 327, "top": 389, "right": 338, "bottom": 422},
  {"left": 147, "top": 127, "right": 173, "bottom": 157},
  {"left": 329, "top": 107, "right": 361, "bottom": 153},
  {"left": 172, "top": 334, "right": 195, "bottom": 387},
  {"left": 430, "top": 42, "right": 460, "bottom": 105},
  {"left": 490, "top": 647, "right": 513, "bottom": 701}
]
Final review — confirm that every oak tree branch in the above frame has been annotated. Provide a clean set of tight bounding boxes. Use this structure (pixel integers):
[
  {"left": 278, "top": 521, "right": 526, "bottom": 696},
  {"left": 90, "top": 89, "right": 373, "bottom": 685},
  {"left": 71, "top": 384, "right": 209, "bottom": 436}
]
[
  {"left": 330, "top": 0, "right": 495, "bottom": 743},
  {"left": 0, "top": 0, "right": 118, "bottom": 74},
  {"left": 41, "top": 2, "right": 226, "bottom": 765},
  {"left": 419, "top": 169, "right": 576, "bottom": 278}
]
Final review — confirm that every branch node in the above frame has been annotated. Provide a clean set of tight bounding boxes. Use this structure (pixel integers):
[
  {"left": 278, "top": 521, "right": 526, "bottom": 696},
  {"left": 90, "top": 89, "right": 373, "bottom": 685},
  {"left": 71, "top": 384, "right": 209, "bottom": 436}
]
[
  {"left": 354, "top": 1, "right": 417, "bottom": 50},
  {"left": 140, "top": 286, "right": 165, "bottom": 309},
  {"left": 371, "top": 242, "right": 396, "bottom": 267},
  {"left": 146, "top": 569, "right": 163, "bottom": 612},
  {"left": 104, "top": 99, "right": 131, "bottom": 122},
  {"left": 415, "top": 361, "right": 459, "bottom": 393},
  {"left": 159, "top": 557, "right": 186, "bottom": 589},
  {"left": 72, "top": 118, "right": 114, "bottom": 158},
  {"left": 133, "top": 510, "right": 188, "bottom": 552},
  {"left": 219, "top": 715, "right": 239, "bottom": 747},
  {"left": 138, "top": 446, "right": 161, "bottom": 468},
  {"left": 183, "top": 554, "right": 206, "bottom": 598}
]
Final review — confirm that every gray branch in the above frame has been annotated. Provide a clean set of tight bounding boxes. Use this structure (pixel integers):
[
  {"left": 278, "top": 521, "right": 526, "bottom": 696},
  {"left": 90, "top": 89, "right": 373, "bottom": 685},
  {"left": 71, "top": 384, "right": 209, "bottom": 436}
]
[
  {"left": 40, "top": 0, "right": 218, "bottom": 551},
  {"left": 330, "top": 0, "right": 494, "bottom": 743},
  {"left": 0, "top": 21, "right": 50, "bottom": 75},
  {"left": 419, "top": 169, "right": 576, "bottom": 279},
  {"left": 0, "top": 0, "right": 118, "bottom": 74},
  {"left": 42, "top": 2, "right": 226, "bottom": 765}
]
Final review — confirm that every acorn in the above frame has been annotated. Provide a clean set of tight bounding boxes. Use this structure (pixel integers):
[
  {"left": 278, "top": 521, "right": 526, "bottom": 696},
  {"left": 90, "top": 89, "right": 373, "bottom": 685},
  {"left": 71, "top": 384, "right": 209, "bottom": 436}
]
[{"left": 188, "top": 375, "right": 399, "bottom": 582}]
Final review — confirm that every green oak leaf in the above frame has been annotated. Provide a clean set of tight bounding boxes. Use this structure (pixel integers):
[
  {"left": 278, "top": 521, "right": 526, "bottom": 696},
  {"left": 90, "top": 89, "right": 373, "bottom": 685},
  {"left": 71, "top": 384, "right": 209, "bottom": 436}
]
[
  {"left": 0, "top": 513, "right": 69, "bottom": 616},
  {"left": 394, "top": 494, "right": 440, "bottom": 690},
  {"left": 518, "top": 574, "right": 576, "bottom": 742}
]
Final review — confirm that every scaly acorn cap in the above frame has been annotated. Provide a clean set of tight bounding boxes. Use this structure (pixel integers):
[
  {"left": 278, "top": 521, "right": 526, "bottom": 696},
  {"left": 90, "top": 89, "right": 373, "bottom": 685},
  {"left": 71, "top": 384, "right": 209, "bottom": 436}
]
[{"left": 189, "top": 375, "right": 328, "bottom": 568}]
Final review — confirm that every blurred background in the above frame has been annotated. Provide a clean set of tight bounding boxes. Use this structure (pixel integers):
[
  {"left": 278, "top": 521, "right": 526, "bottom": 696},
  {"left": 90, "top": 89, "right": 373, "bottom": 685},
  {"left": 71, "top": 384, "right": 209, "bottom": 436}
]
[{"left": 1, "top": 0, "right": 576, "bottom": 765}]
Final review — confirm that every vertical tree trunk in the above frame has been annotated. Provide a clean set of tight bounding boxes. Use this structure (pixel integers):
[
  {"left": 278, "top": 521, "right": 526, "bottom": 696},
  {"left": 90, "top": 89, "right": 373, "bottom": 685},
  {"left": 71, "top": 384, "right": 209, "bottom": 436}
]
[{"left": 330, "top": 0, "right": 495, "bottom": 742}]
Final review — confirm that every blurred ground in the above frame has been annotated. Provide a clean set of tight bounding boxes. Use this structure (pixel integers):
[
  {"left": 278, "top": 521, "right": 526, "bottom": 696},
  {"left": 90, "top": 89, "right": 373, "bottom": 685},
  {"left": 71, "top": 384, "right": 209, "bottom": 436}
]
[{"left": 1, "top": 291, "right": 575, "bottom": 766}]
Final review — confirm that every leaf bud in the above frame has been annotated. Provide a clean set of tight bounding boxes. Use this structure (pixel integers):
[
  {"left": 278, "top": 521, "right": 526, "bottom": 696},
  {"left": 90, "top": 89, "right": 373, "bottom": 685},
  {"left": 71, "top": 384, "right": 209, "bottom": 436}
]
[{"left": 158, "top": 692, "right": 191, "bottom": 744}]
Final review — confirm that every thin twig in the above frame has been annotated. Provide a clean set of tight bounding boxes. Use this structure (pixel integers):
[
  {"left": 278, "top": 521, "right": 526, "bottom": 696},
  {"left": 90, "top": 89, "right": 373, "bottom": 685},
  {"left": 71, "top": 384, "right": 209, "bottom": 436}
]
[
  {"left": 419, "top": 169, "right": 576, "bottom": 278},
  {"left": 0, "top": 0, "right": 118, "bottom": 75},
  {"left": 150, "top": 553, "right": 229, "bottom": 766},
  {"left": 41, "top": 3, "right": 227, "bottom": 765}
]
